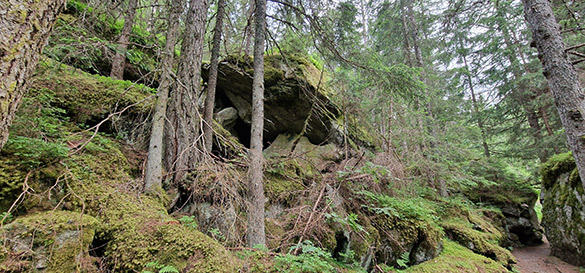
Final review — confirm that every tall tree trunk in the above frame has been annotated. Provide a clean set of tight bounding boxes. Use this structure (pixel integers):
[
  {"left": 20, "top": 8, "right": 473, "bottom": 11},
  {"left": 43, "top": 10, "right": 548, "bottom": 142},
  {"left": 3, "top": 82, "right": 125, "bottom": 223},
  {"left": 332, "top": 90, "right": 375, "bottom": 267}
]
[
  {"left": 110, "top": 0, "right": 139, "bottom": 80},
  {"left": 165, "top": 0, "right": 208, "bottom": 183},
  {"left": 247, "top": 0, "right": 267, "bottom": 248},
  {"left": 243, "top": 0, "right": 255, "bottom": 57},
  {"left": 0, "top": 0, "right": 66, "bottom": 150},
  {"left": 523, "top": 0, "right": 585, "bottom": 188},
  {"left": 144, "top": 0, "right": 183, "bottom": 194},
  {"left": 202, "top": 0, "right": 226, "bottom": 154}
]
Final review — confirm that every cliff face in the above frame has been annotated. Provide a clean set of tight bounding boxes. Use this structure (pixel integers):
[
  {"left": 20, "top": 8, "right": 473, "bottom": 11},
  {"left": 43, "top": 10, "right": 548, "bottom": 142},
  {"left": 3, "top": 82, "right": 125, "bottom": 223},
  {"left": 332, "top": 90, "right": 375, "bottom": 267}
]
[{"left": 541, "top": 152, "right": 585, "bottom": 266}]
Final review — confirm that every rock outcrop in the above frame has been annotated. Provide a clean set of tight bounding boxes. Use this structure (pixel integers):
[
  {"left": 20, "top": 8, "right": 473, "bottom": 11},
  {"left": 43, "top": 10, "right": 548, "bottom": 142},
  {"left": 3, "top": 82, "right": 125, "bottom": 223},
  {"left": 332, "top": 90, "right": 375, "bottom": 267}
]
[
  {"left": 465, "top": 180, "right": 544, "bottom": 247},
  {"left": 203, "top": 55, "right": 342, "bottom": 146},
  {"left": 541, "top": 152, "right": 585, "bottom": 266}
]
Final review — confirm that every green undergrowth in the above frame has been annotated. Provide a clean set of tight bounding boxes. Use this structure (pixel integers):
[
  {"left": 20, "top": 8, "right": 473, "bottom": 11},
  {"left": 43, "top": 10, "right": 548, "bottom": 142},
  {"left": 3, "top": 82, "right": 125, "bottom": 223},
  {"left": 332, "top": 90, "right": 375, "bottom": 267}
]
[
  {"left": 233, "top": 241, "right": 365, "bottom": 273},
  {"left": 436, "top": 197, "right": 515, "bottom": 267},
  {"left": 356, "top": 188, "right": 515, "bottom": 269},
  {"left": 61, "top": 122, "right": 238, "bottom": 272}
]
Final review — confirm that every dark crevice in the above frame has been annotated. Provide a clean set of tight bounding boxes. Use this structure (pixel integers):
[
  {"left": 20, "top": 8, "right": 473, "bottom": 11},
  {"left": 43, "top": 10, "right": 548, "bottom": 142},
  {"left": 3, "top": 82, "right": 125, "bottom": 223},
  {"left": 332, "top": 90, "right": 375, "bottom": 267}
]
[
  {"left": 332, "top": 231, "right": 349, "bottom": 261},
  {"left": 89, "top": 235, "right": 108, "bottom": 258}
]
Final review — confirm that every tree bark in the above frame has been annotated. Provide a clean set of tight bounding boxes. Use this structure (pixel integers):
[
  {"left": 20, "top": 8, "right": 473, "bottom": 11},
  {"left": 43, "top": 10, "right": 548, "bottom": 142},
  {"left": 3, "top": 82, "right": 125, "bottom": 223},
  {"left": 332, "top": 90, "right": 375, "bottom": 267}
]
[
  {"left": 110, "top": 0, "right": 139, "bottom": 80},
  {"left": 523, "top": 0, "right": 585, "bottom": 187},
  {"left": 202, "top": 0, "right": 226, "bottom": 154},
  {"left": 247, "top": 0, "right": 267, "bottom": 247},
  {"left": 0, "top": 0, "right": 66, "bottom": 150},
  {"left": 243, "top": 0, "right": 255, "bottom": 57},
  {"left": 144, "top": 0, "right": 183, "bottom": 194},
  {"left": 165, "top": 0, "right": 208, "bottom": 183}
]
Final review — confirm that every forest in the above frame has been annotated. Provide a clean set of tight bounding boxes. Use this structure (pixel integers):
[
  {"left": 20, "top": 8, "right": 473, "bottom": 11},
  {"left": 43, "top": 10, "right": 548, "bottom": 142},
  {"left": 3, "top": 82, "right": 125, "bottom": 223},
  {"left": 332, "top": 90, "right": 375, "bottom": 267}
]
[{"left": 1, "top": 0, "right": 585, "bottom": 272}]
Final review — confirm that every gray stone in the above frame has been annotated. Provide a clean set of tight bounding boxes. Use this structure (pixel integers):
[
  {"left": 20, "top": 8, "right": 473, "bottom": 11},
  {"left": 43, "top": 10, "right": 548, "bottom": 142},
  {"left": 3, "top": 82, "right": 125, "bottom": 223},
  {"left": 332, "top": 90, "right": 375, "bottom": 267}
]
[
  {"left": 202, "top": 57, "right": 342, "bottom": 145},
  {"left": 542, "top": 171, "right": 585, "bottom": 266},
  {"left": 215, "top": 107, "right": 238, "bottom": 131}
]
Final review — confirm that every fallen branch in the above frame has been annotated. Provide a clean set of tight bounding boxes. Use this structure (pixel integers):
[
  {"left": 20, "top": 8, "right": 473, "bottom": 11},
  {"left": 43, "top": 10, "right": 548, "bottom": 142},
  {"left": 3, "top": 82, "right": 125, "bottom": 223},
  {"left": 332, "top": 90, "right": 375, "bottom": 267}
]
[{"left": 293, "top": 184, "right": 326, "bottom": 255}]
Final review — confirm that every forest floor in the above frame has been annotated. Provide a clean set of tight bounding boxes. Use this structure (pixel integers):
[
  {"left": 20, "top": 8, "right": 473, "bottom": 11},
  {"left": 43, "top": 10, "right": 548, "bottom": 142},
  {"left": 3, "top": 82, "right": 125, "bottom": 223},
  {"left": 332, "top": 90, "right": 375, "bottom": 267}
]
[{"left": 512, "top": 237, "right": 581, "bottom": 273}]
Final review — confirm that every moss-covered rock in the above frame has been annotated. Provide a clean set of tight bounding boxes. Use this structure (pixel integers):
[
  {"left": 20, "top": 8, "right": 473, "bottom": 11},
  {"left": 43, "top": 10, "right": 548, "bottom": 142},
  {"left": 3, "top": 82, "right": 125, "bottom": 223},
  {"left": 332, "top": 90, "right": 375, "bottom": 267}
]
[
  {"left": 0, "top": 73, "right": 238, "bottom": 272},
  {"left": 438, "top": 199, "right": 516, "bottom": 268},
  {"left": 202, "top": 54, "right": 341, "bottom": 145},
  {"left": 32, "top": 59, "right": 155, "bottom": 145},
  {"left": 400, "top": 240, "right": 509, "bottom": 273},
  {"left": 34, "top": 60, "right": 154, "bottom": 117},
  {"left": 441, "top": 220, "right": 515, "bottom": 267},
  {"left": 61, "top": 138, "right": 239, "bottom": 272},
  {"left": 360, "top": 194, "right": 444, "bottom": 268},
  {"left": 371, "top": 213, "right": 444, "bottom": 267},
  {"left": 265, "top": 133, "right": 343, "bottom": 177},
  {"left": 541, "top": 153, "right": 585, "bottom": 266},
  {"left": 0, "top": 211, "right": 98, "bottom": 272},
  {"left": 0, "top": 157, "right": 27, "bottom": 211},
  {"left": 464, "top": 178, "right": 543, "bottom": 246}
]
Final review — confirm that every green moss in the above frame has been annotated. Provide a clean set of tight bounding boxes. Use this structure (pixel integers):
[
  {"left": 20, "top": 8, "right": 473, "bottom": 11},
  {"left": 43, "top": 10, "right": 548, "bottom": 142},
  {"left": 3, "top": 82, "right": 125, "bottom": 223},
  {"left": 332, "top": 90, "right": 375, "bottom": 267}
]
[
  {"left": 59, "top": 138, "right": 239, "bottom": 272},
  {"left": 541, "top": 152, "right": 575, "bottom": 189},
  {"left": 0, "top": 158, "right": 27, "bottom": 211},
  {"left": 1, "top": 97, "right": 237, "bottom": 272},
  {"left": 264, "top": 66, "right": 285, "bottom": 86},
  {"left": 440, "top": 219, "right": 515, "bottom": 266},
  {"left": 33, "top": 59, "right": 155, "bottom": 124},
  {"left": 365, "top": 194, "right": 444, "bottom": 266},
  {"left": 265, "top": 171, "right": 304, "bottom": 205},
  {"left": 0, "top": 211, "right": 98, "bottom": 273},
  {"left": 540, "top": 155, "right": 585, "bottom": 264},
  {"left": 401, "top": 240, "right": 508, "bottom": 273},
  {"left": 349, "top": 217, "right": 379, "bottom": 259}
]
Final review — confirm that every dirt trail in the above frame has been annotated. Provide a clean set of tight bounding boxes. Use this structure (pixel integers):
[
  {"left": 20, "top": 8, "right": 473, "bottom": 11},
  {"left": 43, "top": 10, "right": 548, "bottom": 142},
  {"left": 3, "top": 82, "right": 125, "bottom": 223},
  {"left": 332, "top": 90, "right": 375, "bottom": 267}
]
[{"left": 512, "top": 237, "right": 580, "bottom": 273}]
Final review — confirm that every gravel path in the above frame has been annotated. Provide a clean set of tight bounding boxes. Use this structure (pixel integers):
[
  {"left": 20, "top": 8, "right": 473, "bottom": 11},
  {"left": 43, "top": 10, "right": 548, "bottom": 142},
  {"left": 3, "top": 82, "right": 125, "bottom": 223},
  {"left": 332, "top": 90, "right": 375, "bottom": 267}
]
[{"left": 512, "top": 237, "right": 580, "bottom": 273}]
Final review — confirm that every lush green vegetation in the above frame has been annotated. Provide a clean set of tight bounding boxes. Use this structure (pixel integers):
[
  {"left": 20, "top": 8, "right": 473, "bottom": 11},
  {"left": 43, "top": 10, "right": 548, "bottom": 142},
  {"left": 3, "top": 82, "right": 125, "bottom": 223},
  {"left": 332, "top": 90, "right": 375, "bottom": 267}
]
[{"left": 3, "top": 0, "right": 585, "bottom": 272}]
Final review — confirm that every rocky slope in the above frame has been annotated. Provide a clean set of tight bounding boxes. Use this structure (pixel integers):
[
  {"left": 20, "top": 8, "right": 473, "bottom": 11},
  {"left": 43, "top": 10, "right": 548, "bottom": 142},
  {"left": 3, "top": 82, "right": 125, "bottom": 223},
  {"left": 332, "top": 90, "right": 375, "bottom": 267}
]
[{"left": 0, "top": 57, "right": 545, "bottom": 272}]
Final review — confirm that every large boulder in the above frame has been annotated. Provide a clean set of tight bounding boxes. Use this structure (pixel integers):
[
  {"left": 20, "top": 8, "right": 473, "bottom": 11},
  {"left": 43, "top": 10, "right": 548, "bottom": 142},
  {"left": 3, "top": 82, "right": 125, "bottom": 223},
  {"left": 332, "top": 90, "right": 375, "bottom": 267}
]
[
  {"left": 1, "top": 211, "right": 98, "bottom": 272},
  {"left": 203, "top": 55, "right": 342, "bottom": 145},
  {"left": 540, "top": 152, "right": 585, "bottom": 266},
  {"left": 465, "top": 180, "right": 543, "bottom": 246}
]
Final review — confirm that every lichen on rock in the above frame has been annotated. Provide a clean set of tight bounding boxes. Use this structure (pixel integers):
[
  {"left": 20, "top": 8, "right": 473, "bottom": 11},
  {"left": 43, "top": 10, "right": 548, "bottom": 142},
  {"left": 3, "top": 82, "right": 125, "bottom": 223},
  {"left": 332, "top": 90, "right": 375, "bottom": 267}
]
[{"left": 541, "top": 152, "right": 585, "bottom": 266}]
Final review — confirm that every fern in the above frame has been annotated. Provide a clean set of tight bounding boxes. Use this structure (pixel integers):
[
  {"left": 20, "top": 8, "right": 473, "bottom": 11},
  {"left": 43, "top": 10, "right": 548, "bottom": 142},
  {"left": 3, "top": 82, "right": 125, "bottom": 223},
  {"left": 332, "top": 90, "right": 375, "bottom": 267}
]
[{"left": 396, "top": 252, "right": 410, "bottom": 268}]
